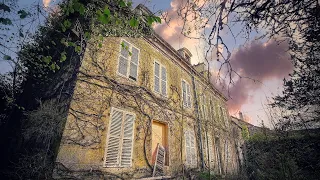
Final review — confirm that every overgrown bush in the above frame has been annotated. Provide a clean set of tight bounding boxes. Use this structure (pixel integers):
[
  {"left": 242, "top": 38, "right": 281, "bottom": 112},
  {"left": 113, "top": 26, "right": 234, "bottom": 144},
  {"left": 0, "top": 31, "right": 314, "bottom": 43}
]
[
  {"left": 245, "top": 133, "right": 320, "bottom": 180},
  {"left": 8, "top": 100, "right": 67, "bottom": 179}
]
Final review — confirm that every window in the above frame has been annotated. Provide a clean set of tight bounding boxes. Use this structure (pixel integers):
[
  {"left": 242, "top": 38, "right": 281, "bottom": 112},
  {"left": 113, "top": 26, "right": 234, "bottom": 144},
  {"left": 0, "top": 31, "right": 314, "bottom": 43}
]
[
  {"left": 215, "top": 137, "right": 222, "bottom": 174},
  {"left": 118, "top": 40, "right": 139, "bottom": 81},
  {"left": 104, "top": 108, "right": 135, "bottom": 167},
  {"left": 208, "top": 136, "right": 214, "bottom": 164},
  {"left": 219, "top": 106, "right": 224, "bottom": 122},
  {"left": 209, "top": 99, "right": 215, "bottom": 122},
  {"left": 219, "top": 106, "right": 229, "bottom": 127},
  {"left": 154, "top": 61, "right": 167, "bottom": 96},
  {"left": 200, "top": 95, "right": 207, "bottom": 120},
  {"left": 224, "top": 140, "right": 229, "bottom": 173},
  {"left": 182, "top": 80, "right": 191, "bottom": 108},
  {"left": 185, "top": 130, "right": 197, "bottom": 166},
  {"left": 223, "top": 109, "right": 229, "bottom": 127}
]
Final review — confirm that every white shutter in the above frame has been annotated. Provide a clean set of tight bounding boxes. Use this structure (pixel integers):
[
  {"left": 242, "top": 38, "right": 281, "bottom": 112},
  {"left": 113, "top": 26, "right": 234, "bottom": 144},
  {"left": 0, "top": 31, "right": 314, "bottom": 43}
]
[
  {"left": 104, "top": 109, "right": 123, "bottom": 167},
  {"left": 129, "top": 47, "right": 139, "bottom": 81},
  {"left": 187, "top": 84, "right": 191, "bottom": 107},
  {"left": 104, "top": 108, "right": 135, "bottom": 167},
  {"left": 220, "top": 107, "right": 224, "bottom": 122},
  {"left": 186, "top": 83, "right": 191, "bottom": 107},
  {"left": 153, "top": 144, "right": 166, "bottom": 177},
  {"left": 120, "top": 114, "right": 135, "bottom": 167},
  {"left": 204, "top": 105, "right": 207, "bottom": 121},
  {"left": 154, "top": 62, "right": 160, "bottom": 93},
  {"left": 190, "top": 131, "right": 197, "bottom": 165},
  {"left": 185, "top": 131, "right": 191, "bottom": 165},
  {"left": 224, "top": 140, "right": 229, "bottom": 171},
  {"left": 161, "top": 66, "right": 167, "bottom": 96},
  {"left": 208, "top": 136, "right": 214, "bottom": 163},
  {"left": 182, "top": 81, "right": 187, "bottom": 107},
  {"left": 203, "top": 134, "right": 207, "bottom": 158}
]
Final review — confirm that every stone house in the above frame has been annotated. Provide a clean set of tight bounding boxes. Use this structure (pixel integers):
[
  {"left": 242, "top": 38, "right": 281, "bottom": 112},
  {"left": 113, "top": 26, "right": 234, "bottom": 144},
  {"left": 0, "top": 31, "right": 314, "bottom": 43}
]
[{"left": 54, "top": 5, "right": 242, "bottom": 179}]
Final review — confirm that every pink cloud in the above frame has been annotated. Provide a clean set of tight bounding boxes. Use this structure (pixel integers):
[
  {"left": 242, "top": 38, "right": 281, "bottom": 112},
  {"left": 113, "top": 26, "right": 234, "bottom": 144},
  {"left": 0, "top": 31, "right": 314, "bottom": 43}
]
[
  {"left": 154, "top": 0, "right": 208, "bottom": 64},
  {"left": 43, "top": 0, "right": 52, "bottom": 7},
  {"left": 227, "top": 40, "right": 293, "bottom": 113}
]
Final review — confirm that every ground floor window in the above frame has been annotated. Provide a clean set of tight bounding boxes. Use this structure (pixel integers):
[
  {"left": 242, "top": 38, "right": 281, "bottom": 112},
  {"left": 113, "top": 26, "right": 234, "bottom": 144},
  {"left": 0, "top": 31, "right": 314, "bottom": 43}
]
[
  {"left": 103, "top": 108, "right": 135, "bottom": 167},
  {"left": 185, "top": 130, "right": 197, "bottom": 166}
]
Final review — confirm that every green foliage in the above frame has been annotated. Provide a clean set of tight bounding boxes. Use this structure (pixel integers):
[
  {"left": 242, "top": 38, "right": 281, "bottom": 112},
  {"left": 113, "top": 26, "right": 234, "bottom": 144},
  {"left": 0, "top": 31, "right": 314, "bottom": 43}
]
[
  {"left": 3, "top": 55, "right": 11, "bottom": 60},
  {"left": 0, "top": 17, "right": 12, "bottom": 25},
  {"left": 129, "top": 17, "right": 139, "bottom": 27},
  {"left": 196, "top": 171, "right": 220, "bottom": 180},
  {"left": 17, "top": 10, "right": 30, "bottom": 19},
  {"left": 119, "top": 0, "right": 127, "bottom": 8},
  {"left": 0, "top": 3, "right": 10, "bottom": 12},
  {"left": 249, "top": 132, "right": 268, "bottom": 142},
  {"left": 60, "top": 52, "right": 67, "bottom": 62},
  {"left": 246, "top": 135, "right": 320, "bottom": 180},
  {"left": 241, "top": 125, "right": 249, "bottom": 140},
  {"left": 42, "top": 56, "right": 52, "bottom": 65}
]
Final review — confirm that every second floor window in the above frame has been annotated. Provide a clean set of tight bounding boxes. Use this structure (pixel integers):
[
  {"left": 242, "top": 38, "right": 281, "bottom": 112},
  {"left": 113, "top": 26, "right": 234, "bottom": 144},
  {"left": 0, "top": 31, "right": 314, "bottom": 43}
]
[
  {"left": 118, "top": 40, "right": 139, "bottom": 81},
  {"left": 182, "top": 80, "right": 191, "bottom": 108},
  {"left": 200, "top": 95, "right": 207, "bottom": 120},
  {"left": 154, "top": 61, "right": 167, "bottom": 96}
]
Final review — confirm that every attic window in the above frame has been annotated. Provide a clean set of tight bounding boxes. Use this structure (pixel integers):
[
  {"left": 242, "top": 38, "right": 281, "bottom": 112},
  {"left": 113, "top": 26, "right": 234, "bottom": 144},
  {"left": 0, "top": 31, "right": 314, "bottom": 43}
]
[{"left": 185, "top": 54, "right": 190, "bottom": 62}]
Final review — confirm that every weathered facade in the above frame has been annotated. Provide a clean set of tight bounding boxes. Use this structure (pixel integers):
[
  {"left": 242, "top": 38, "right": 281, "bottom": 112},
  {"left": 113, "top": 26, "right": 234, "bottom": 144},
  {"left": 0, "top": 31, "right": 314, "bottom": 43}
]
[{"left": 53, "top": 6, "right": 242, "bottom": 179}]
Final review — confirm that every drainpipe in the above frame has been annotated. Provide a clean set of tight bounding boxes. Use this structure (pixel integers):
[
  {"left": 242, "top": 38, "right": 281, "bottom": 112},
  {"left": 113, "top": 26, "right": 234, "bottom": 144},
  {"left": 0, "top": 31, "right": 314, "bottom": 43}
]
[{"left": 191, "top": 76, "right": 205, "bottom": 170}]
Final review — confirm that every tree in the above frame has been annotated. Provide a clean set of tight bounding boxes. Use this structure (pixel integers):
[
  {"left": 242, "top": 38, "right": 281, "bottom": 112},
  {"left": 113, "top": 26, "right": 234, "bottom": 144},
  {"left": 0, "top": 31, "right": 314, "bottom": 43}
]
[
  {"left": 272, "top": 4, "right": 320, "bottom": 130},
  {"left": 0, "top": 0, "right": 162, "bottom": 178},
  {"left": 168, "top": 0, "right": 320, "bottom": 130}
]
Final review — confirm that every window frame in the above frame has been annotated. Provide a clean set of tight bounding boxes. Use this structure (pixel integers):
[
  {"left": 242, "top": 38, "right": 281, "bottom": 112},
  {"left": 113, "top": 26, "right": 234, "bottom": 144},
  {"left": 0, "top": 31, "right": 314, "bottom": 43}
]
[
  {"left": 103, "top": 107, "right": 136, "bottom": 168},
  {"left": 185, "top": 130, "right": 197, "bottom": 167},
  {"left": 181, "top": 79, "right": 192, "bottom": 108},
  {"left": 117, "top": 39, "right": 140, "bottom": 81},
  {"left": 219, "top": 106, "right": 224, "bottom": 123},
  {"left": 153, "top": 60, "right": 167, "bottom": 97}
]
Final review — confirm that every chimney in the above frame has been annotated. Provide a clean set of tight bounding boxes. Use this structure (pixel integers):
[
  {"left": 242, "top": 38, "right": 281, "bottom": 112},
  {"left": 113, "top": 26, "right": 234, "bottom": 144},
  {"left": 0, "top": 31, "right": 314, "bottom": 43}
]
[
  {"left": 193, "top": 62, "right": 205, "bottom": 73},
  {"left": 177, "top": 47, "right": 192, "bottom": 64},
  {"left": 239, "top": 111, "right": 244, "bottom": 121}
]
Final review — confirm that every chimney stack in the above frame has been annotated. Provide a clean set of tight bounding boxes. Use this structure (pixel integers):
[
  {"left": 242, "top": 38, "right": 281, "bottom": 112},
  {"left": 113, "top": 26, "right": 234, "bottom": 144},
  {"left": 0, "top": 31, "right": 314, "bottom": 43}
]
[
  {"left": 177, "top": 47, "right": 192, "bottom": 64},
  {"left": 239, "top": 111, "right": 244, "bottom": 121}
]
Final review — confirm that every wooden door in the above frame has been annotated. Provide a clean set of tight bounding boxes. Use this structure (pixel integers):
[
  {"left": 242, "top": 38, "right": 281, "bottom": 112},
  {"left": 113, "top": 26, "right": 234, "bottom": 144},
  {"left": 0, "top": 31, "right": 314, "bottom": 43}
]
[{"left": 152, "top": 121, "right": 168, "bottom": 165}]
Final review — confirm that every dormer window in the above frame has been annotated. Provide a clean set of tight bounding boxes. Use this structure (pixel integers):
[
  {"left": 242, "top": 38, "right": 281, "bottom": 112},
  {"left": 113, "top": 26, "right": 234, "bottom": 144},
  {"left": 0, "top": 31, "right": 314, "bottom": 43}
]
[{"left": 177, "top": 47, "right": 192, "bottom": 64}]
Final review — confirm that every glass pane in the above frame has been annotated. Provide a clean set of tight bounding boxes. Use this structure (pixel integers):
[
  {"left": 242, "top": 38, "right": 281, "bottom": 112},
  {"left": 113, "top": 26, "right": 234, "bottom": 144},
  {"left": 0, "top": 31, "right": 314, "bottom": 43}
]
[
  {"left": 129, "top": 63, "right": 137, "bottom": 80},
  {"left": 155, "top": 62, "right": 160, "bottom": 77},
  {"left": 154, "top": 76, "right": 160, "bottom": 92},
  {"left": 118, "top": 56, "right": 128, "bottom": 76},
  {"left": 131, "top": 47, "right": 139, "bottom": 64},
  {"left": 161, "top": 66, "right": 166, "bottom": 81},
  {"left": 161, "top": 80, "right": 166, "bottom": 95},
  {"left": 120, "top": 41, "right": 129, "bottom": 58}
]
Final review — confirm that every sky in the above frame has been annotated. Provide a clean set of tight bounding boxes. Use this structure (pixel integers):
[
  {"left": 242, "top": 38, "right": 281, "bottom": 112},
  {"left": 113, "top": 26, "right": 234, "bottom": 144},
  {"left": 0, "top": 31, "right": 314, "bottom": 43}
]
[
  {"left": 132, "top": 0, "right": 293, "bottom": 127},
  {"left": 1, "top": 0, "right": 293, "bottom": 127}
]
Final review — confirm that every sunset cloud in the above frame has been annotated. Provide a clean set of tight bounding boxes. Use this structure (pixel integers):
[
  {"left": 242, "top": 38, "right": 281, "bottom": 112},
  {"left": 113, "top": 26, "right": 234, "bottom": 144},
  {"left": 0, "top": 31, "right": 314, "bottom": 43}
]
[
  {"left": 154, "top": 0, "right": 208, "bottom": 64},
  {"left": 153, "top": 0, "right": 293, "bottom": 125},
  {"left": 227, "top": 40, "right": 293, "bottom": 113},
  {"left": 43, "top": 0, "right": 52, "bottom": 8}
]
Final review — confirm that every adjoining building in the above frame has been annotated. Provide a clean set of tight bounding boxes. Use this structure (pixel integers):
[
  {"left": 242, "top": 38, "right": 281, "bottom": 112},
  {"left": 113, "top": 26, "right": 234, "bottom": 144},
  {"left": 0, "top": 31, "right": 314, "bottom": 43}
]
[{"left": 54, "top": 5, "right": 243, "bottom": 179}]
